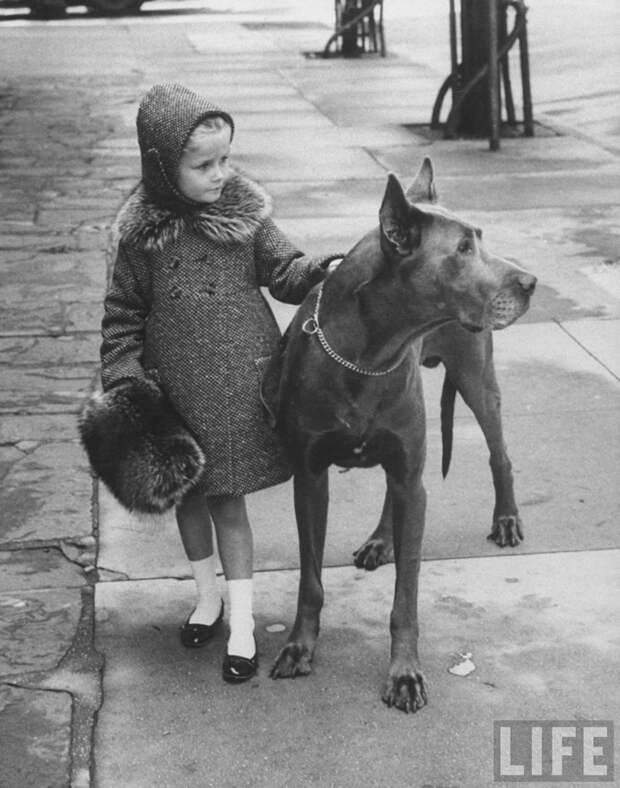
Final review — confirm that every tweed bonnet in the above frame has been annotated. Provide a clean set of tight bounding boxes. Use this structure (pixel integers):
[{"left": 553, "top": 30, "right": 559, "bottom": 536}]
[{"left": 136, "top": 83, "right": 235, "bottom": 209}]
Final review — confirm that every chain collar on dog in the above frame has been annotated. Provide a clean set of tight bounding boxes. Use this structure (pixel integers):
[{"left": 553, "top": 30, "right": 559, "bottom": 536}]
[{"left": 301, "top": 283, "right": 409, "bottom": 377}]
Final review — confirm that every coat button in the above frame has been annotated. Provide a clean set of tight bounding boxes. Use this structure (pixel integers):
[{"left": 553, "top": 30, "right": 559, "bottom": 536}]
[
  {"left": 169, "top": 284, "right": 182, "bottom": 299},
  {"left": 169, "top": 257, "right": 181, "bottom": 270}
]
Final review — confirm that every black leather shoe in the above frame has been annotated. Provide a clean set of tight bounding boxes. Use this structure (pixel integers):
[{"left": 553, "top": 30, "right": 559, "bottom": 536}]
[
  {"left": 222, "top": 648, "right": 258, "bottom": 683},
  {"left": 180, "top": 601, "right": 223, "bottom": 648}
]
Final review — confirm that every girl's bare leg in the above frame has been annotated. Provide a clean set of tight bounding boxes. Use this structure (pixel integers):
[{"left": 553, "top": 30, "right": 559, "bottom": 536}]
[
  {"left": 208, "top": 494, "right": 255, "bottom": 658},
  {"left": 176, "top": 488, "right": 221, "bottom": 626}
]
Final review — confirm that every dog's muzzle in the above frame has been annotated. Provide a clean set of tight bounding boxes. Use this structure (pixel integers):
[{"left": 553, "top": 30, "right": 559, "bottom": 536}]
[{"left": 490, "top": 271, "right": 537, "bottom": 329}]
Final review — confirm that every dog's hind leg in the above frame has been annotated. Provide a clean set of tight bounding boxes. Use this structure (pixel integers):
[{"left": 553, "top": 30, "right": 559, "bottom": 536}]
[
  {"left": 270, "top": 466, "right": 328, "bottom": 679},
  {"left": 441, "top": 330, "right": 523, "bottom": 547},
  {"left": 353, "top": 482, "right": 394, "bottom": 570}
]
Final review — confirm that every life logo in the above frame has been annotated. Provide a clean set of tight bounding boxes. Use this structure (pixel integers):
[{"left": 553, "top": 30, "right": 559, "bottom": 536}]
[{"left": 494, "top": 720, "right": 614, "bottom": 782}]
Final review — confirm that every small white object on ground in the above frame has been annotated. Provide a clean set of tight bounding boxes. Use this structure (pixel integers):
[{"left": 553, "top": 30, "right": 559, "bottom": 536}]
[{"left": 448, "top": 651, "right": 476, "bottom": 676}]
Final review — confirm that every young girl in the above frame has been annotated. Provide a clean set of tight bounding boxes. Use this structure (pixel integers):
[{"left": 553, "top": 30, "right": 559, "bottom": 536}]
[{"left": 100, "top": 83, "right": 341, "bottom": 683}]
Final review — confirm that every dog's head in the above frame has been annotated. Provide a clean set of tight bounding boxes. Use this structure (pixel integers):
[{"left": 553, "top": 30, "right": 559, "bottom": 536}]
[{"left": 377, "top": 159, "right": 536, "bottom": 332}]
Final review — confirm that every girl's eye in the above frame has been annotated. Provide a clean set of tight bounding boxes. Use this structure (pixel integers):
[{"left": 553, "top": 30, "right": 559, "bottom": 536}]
[{"left": 457, "top": 238, "right": 473, "bottom": 254}]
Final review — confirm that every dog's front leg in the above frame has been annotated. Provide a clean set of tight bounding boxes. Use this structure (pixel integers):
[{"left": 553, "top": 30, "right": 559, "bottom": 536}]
[
  {"left": 382, "top": 474, "right": 428, "bottom": 713},
  {"left": 270, "top": 467, "right": 328, "bottom": 679}
]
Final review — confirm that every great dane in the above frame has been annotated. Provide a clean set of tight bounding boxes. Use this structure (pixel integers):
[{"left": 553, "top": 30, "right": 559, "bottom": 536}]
[{"left": 269, "top": 158, "right": 536, "bottom": 711}]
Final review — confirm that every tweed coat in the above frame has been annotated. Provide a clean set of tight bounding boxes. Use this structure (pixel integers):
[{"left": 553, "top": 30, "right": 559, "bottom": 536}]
[{"left": 101, "top": 173, "right": 338, "bottom": 496}]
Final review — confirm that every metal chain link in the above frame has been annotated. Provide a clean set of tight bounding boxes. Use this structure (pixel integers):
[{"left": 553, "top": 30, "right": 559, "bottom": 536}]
[{"left": 302, "top": 283, "right": 408, "bottom": 377}]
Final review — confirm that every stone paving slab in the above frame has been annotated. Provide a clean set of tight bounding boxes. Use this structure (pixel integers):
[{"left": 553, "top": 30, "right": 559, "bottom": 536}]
[
  {"left": 216, "top": 95, "right": 319, "bottom": 115},
  {"left": 372, "top": 134, "right": 618, "bottom": 174},
  {"left": 270, "top": 188, "right": 383, "bottom": 223},
  {"left": 302, "top": 85, "right": 441, "bottom": 112},
  {"left": 236, "top": 145, "right": 385, "bottom": 182},
  {"left": 222, "top": 110, "right": 336, "bottom": 132},
  {"left": 0, "top": 366, "right": 93, "bottom": 413},
  {"left": 187, "top": 27, "right": 282, "bottom": 55},
  {"left": 183, "top": 50, "right": 301, "bottom": 69},
  {"left": 414, "top": 170, "right": 620, "bottom": 212},
  {"left": 324, "top": 104, "right": 439, "bottom": 127},
  {"left": 194, "top": 83, "right": 303, "bottom": 100},
  {"left": 93, "top": 549, "right": 620, "bottom": 787},
  {"left": 34, "top": 208, "right": 114, "bottom": 231},
  {"left": 560, "top": 318, "right": 620, "bottom": 377},
  {"left": 97, "top": 489, "right": 188, "bottom": 580},
  {"left": 237, "top": 124, "right": 419, "bottom": 152},
  {"left": 0, "top": 587, "right": 82, "bottom": 674},
  {"left": 263, "top": 165, "right": 620, "bottom": 217},
  {"left": 0, "top": 440, "right": 93, "bottom": 545},
  {"left": 265, "top": 170, "right": 620, "bottom": 220},
  {"left": 291, "top": 71, "right": 440, "bottom": 95},
  {"left": 539, "top": 105, "right": 620, "bottom": 154},
  {"left": 0, "top": 684, "right": 72, "bottom": 788},
  {"left": 0, "top": 414, "right": 80, "bottom": 444},
  {"left": 0, "top": 233, "right": 72, "bottom": 253},
  {"left": 431, "top": 320, "right": 620, "bottom": 416},
  {"left": 0, "top": 301, "right": 101, "bottom": 336},
  {"left": 0, "top": 300, "right": 106, "bottom": 336},
  {"left": 0, "top": 547, "right": 85, "bottom": 592},
  {"left": 178, "top": 69, "right": 294, "bottom": 89},
  {"left": 0, "top": 333, "right": 100, "bottom": 367},
  {"left": 0, "top": 33, "right": 139, "bottom": 79}
]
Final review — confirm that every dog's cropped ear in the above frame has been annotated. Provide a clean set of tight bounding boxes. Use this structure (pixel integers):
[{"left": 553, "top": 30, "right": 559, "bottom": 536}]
[
  {"left": 405, "top": 157, "right": 437, "bottom": 204},
  {"left": 380, "top": 173, "right": 427, "bottom": 257}
]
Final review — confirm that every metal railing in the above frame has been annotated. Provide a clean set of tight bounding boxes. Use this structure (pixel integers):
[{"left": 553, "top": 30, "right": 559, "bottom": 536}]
[
  {"left": 322, "top": 0, "right": 385, "bottom": 58},
  {"left": 431, "top": 0, "right": 533, "bottom": 149}
]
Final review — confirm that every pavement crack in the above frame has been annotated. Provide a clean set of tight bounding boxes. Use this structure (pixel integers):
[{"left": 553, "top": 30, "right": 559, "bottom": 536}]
[
  {"left": 60, "top": 537, "right": 98, "bottom": 573},
  {"left": 554, "top": 318, "right": 620, "bottom": 381},
  {"left": 95, "top": 567, "right": 130, "bottom": 582}
]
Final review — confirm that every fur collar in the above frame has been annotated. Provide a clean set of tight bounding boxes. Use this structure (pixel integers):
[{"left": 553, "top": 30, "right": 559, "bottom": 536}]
[{"left": 116, "top": 171, "right": 273, "bottom": 252}]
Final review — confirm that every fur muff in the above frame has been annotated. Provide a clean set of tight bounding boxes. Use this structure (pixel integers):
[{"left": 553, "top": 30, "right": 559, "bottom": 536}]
[{"left": 78, "top": 378, "right": 205, "bottom": 514}]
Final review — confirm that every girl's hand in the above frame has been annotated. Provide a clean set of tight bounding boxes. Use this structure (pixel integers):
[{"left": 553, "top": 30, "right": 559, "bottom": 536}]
[{"left": 326, "top": 257, "right": 343, "bottom": 276}]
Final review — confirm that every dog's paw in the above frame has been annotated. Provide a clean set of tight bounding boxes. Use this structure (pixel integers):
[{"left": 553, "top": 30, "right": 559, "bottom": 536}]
[
  {"left": 487, "top": 514, "right": 523, "bottom": 548},
  {"left": 353, "top": 538, "right": 394, "bottom": 571},
  {"left": 382, "top": 670, "right": 428, "bottom": 713},
  {"left": 270, "top": 643, "right": 313, "bottom": 679}
]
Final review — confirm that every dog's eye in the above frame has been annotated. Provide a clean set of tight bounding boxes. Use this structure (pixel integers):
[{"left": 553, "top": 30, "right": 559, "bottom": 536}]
[{"left": 457, "top": 238, "right": 473, "bottom": 255}]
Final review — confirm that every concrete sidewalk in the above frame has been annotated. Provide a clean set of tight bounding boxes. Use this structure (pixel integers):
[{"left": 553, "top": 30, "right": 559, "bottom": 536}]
[{"left": 1, "top": 1, "right": 619, "bottom": 786}]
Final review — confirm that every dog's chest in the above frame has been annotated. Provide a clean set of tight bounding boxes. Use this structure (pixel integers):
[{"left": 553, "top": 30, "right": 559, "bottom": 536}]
[{"left": 313, "top": 389, "right": 414, "bottom": 473}]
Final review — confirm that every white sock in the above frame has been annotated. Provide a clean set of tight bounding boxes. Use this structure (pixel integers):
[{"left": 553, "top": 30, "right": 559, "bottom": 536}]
[
  {"left": 226, "top": 578, "right": 255, "bottom": 659},
  {"left": 188, "top": 555, "right": 221, "bottom": 626}
]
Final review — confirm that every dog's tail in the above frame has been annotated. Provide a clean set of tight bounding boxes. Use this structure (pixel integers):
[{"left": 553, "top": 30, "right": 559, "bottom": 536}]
[{"left": 440, "top": 374, "right": 457, "bottom": 478}]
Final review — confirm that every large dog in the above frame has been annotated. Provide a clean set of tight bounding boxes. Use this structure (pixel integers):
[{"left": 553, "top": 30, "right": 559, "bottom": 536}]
[{"left": 268, "top": 158, "right": 536, "bottom": 712}]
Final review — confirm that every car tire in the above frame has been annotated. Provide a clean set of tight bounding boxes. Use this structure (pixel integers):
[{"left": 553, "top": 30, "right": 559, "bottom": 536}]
[
  {"left": 87, "top": 0, "right": 142, "bottom": 15},
  {"left": 30, "top": 0, "right": 67, "bottom": 18}
]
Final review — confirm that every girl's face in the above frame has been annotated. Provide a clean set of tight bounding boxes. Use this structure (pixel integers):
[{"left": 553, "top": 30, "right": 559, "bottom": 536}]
[{"left": 176, "top": 124, "right": 232, "bottom": 204}]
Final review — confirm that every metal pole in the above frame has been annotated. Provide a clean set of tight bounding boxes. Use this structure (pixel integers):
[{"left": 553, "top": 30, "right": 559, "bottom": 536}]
[
  {"left": 487, "top": 0, "right": 500, "bottom": 149},
  {"left": 449, "top": 0, "right": 458, "bottom": 100},
  {"left": 518, "top": 2, "right": 534, "bottom": 136}
]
